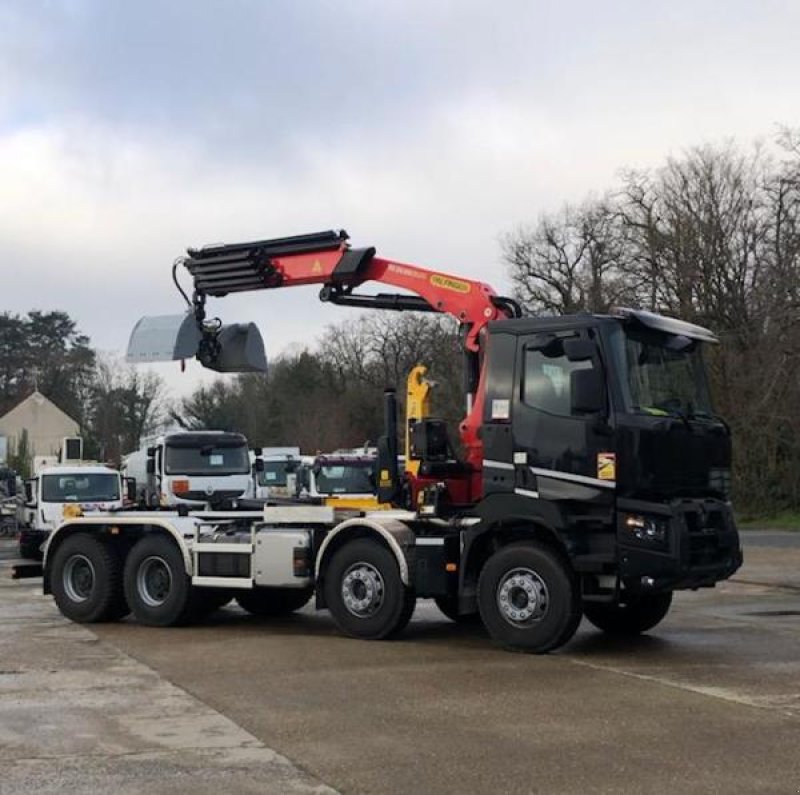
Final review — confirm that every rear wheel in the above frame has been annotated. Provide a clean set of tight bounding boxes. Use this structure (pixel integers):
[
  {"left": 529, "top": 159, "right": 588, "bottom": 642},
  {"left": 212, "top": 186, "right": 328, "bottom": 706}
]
[
  {"left": 583, "top": 592, "right": 673, "bottom": 636},
  {"left": 478, "top": 541, "right": 581, "bottom": 653},
  {"left": 51, "top": 533, "right": 129, "bottom": 623},
  {"left": 236, "top": 586, "right": 313, "bottom": 616},
  {"left": 434, "top": 595, "right": 480, "bottom": 624},
  {"left": 324, "top": 538, "right": 415, "bottom": 640},
  {"left": 124, "top": 535, "right": 193, "bottom": 626}
]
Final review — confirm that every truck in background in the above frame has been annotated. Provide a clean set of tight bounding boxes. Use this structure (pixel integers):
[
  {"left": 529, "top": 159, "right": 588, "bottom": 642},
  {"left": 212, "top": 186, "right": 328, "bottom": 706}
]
[
  {"left": 20, "top": 463, "right": 127, "bottom": 559},
  {"left": 122, "top": 431, "right": 252, "bottom": 510},
  {"left": 251, "top": 446, "right": 301, "bottom": 500},
  {"left": 295, "top": 452, "right": 391, "bottom": 511}
]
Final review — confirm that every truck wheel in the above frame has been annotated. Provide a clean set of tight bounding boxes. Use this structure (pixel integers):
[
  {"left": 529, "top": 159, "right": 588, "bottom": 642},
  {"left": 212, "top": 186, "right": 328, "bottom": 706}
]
[
  {"left": 583, "top": 592, "right": 673, "bottom": 636},
  {"left": 51, "top": 533, "right": 129, "bottom": 623},
  {"left": 478, "top": 541, "right": 581, "bottom": 653},
  {"left": 124, "top": 535, "right": 193, "bottom": 626},
  {"left": 236, "top": 586, "right": 313, "bottom": 617},
  {"left": 434, "top": 595, "right": 480, "bottom": 624},
  {"left": 324, "top": 538, "right": 416, "bottom": 640}
]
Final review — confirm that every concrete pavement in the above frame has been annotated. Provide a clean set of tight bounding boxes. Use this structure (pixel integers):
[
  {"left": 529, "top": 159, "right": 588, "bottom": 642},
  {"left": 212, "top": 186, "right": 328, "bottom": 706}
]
[{"left": 2, "top": 533, "right": 800, "bottom": 794}]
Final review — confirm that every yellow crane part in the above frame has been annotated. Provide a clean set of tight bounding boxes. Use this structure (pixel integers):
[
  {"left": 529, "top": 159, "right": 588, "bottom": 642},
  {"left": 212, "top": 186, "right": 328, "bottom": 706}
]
[{"left": 405, "top": 364, "right": 435, "bottom": 477}]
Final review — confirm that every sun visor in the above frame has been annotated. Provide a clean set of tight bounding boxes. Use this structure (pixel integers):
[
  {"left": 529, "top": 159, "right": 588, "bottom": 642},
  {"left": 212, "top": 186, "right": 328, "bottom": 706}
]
[
  {"left": 203, "top": 323, "right": 268, "bottom": 373},
  {"left": 126, "top": 313, "right": 203, "bottom": 363}
]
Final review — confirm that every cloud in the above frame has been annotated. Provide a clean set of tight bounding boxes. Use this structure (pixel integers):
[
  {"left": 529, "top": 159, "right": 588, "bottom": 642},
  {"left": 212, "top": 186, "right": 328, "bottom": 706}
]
[{"left": 1, "top": 0, "right": 799, "bottom": 400}]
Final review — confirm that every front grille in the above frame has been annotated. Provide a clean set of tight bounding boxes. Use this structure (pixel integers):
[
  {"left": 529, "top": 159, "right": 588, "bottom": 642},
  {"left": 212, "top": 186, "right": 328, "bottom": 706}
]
[{"left": 682, "top": 504, "right": 732, "bottom": 568}]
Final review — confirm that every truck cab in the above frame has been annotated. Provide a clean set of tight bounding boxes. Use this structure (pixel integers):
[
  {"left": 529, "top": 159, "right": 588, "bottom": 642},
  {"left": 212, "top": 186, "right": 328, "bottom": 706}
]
[
  {"left": 20, "top": 465, "right": 125, "bottom": 559},
  {"left": 475, "top": 307, "right": 740, "bottom": 598},
  {"left": 123, "top": 431, "right": 252, "bottom": 510},
  {"left": 296, "top": 453, "right": 390, "bottom": 511},
  {"left": 251, "top": 447, "right": 301, "bottom": 500}
]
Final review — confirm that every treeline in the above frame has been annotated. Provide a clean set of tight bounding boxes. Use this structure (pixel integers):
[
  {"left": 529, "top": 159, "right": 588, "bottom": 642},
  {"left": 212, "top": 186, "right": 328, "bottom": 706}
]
[
  {"left": 502, "top": 132, "right": 800, "bottom": 515},
  {"left": 0, "top": 311, "right": 163, "bottom": 474}
]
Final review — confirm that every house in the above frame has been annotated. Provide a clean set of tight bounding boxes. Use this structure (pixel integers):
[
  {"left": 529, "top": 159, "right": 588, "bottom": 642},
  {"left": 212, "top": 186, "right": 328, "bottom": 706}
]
[{"left": 0, "top": 392, "right": 80, "bottom": 469}]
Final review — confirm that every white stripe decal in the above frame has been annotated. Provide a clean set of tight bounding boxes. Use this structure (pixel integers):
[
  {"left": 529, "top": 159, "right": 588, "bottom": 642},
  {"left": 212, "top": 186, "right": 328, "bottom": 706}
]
[
  {"left": 530, "top": 467, "right": 616, "bottom": 489},
  {"left": 416, "top": 537, "right": 446, "bottom": 546},
  {"left": 483, "top": 459, "right": 515, "bottom": 471},
  {"left": 514, "top": 488, "right": 540, "bottom": 499}
]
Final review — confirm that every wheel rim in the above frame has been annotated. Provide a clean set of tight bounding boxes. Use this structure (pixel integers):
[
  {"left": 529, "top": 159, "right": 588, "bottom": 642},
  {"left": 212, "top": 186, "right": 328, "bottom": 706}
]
[
  {"left": 340, "top": 561, "right": 384, "bottom": 618},
  {"left": 496, "top": 567, "right": 549, "bottom": 626},
  {"left": 137, "top": 556, "right": 173, "bottom": 607},
  {"left": 63, "top": 554, "right": 95, "bottom": 603}
]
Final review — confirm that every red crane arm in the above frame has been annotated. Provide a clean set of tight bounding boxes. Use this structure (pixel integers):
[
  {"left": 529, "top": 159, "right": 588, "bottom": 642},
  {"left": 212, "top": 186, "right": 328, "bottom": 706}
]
[{"left": 183, "top": 230, "right": 520, "bottom": 482}]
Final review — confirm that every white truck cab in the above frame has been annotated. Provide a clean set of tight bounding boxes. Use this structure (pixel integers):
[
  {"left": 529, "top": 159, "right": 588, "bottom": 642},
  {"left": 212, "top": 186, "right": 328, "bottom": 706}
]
[
  {"left": 251, "top": 447, "right": 301, "bottom": 499},
  {"left": 122, "top": 431, "right": 252, "bottom": 510},
  {"left": 20, "top": 464, "right": 126, "bottom": 559}
]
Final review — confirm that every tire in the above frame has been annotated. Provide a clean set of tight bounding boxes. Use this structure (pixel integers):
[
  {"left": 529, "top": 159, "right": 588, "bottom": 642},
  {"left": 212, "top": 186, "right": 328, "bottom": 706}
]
[
  {"left": 51, "top": 533, "right": 129, "bottom": 623},
  {"left": 236, "top": 586, "right": 313, "bottom": 617},
  {"left": 324, "top": 538, "right": 416, "bottom": 640},
  {"left": 434, "top": 595, "right": 480, "bottom": 624},
  {"left": 124, "top": 535, "right": 193, "bottom": 626},
  {"left": 583, "top": 591, "right": 673, "bottom": 636},
  {"left": 478, "top": 541, "right": 581, "bottom": 653}
]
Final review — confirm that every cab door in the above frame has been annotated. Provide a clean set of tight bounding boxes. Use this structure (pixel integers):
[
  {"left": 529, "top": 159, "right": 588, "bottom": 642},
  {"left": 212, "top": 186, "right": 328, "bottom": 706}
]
[{"left": 511, "top": 330, "right": 616, "bottom": 505}]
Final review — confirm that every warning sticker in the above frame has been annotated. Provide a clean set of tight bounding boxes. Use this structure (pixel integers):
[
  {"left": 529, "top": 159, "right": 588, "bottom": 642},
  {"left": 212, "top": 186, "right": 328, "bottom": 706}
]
[
  {"left": 491, "top": 399, "right": 510, "bottom": 420},
  {"left": 597, "top": 452, "right": 616, "bottom": 481}
]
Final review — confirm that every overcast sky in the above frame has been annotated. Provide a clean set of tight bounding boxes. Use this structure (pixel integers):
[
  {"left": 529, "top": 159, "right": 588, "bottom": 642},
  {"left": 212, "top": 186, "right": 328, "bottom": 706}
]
[{"left": 2, "top": 0, "right": 798, "bottom": 398}]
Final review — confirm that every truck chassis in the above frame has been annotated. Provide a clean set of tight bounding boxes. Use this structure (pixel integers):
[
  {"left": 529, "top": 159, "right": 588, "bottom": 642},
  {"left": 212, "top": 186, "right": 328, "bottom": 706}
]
[{"left": 43, "top": 502, "right": 740, "bottom": 653}]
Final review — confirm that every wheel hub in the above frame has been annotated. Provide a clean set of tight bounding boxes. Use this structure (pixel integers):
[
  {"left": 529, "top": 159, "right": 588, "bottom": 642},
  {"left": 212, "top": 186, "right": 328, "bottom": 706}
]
[
  {"left": 137, "top": 556, "right": 173, "bottom": 607},
  {"left": 497, "top": 568, "right": 549, "bottom": 626},
  {"left": 341, "top": 562, "right": 384, "bottom": 618},
  {"left": 63, "top": 554, "right": 95, "bottom": 603}
]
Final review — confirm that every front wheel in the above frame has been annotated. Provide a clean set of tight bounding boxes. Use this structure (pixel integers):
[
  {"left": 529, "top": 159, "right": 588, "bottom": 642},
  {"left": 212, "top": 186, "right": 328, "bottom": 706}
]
[
  {"left": 236, "top": 586, "right": 313, "bottom": 616},
  {"left": 324, "top": 538, "right": 415, "bottom": 640},
  {"left": 583, "top": 592, "right": 673, "bottom": 636},
  {"left": 478, "top": 542, "right": 581, "bottom": 653},
  {"left": 51, "top": 533, "right": 129, "bottom": 623}
]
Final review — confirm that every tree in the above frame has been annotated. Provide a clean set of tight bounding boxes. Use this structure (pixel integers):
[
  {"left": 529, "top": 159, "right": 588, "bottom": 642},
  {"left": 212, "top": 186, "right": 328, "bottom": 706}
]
[{"left": 86, "top": 357, "right": 165, "bottom": 461}]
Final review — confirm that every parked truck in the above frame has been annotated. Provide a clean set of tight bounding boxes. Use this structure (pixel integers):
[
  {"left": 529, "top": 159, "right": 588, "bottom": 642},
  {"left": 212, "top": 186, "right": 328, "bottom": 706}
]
[
  {"left": 295, "top": 452, "right": 390, "bottom": 511},
  {"left": 43, "top": 230, "right": 742, "bottom": 653},
  {"left": 251, "top": 446, "right": 301, "bottom": 500},
  {"left": 122, "top": 431, "right": 252, "bottom": 509},
  {"left": 20, "top": 463, "right": 127, "bottom": 559}
]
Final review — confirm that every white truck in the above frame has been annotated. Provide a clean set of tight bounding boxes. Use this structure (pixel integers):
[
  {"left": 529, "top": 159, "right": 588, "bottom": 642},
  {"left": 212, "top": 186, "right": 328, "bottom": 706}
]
[
  {"left": 122, "top": 431, "right": 253, "bottom": 510},
  {"left": 250, "top": 446, "right": 301, "bottom": 500},
  {"left": 19, "top": 464, "right": 127, "bottom": 560}
]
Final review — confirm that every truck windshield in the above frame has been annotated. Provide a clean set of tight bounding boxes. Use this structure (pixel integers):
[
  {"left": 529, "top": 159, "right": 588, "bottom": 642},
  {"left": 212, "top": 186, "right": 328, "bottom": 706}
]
[
  {"left": 618, "top": 329, "right": 714, "bottom": 418},
  {"left": 41, "top": 473, "right": 121, "bottom": 503},
  {"left": 315, "top": 463, "right": 375, "bottom": 495},
  {"left": 257, "top": 461, "right": 291, "bottom": 487},
  {"left": 164, "top": 444, "right": 250, "bottom": 476}
]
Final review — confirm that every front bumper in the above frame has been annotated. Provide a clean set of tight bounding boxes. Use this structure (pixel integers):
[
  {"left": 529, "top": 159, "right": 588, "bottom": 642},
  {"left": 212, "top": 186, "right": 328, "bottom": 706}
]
[{"left": 617, "top": 497, "right": 742, "bottom": 592}]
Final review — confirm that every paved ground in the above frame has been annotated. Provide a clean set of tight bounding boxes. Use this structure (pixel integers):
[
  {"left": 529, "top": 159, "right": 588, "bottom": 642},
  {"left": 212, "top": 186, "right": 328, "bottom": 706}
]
[{"left": 2, "top": 532, "right": 800, "bottom": 794}]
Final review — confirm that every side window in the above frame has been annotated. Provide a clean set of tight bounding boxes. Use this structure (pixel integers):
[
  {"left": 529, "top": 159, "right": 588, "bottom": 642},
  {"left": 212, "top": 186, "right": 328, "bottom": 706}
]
[{"left": 523, "top": 347, "right": 593, "bottom": 416}]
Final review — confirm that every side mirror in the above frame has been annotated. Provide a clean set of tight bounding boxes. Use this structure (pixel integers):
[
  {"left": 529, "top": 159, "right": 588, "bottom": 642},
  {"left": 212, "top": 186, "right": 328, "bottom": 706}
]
[
  {"left": 571, "top": 368, "right": 605, "bottom": 414},
  {"left": 126, "top": 478, "right": 137, "bottom": 502},
  {"left": 24, "top": 479, "right": 36, "bottom": 507},
  {"left": 253, "top": 447, "right": 263, "bottom": 456},
  {"left": 146, "top": 447, "right": 156, "bottom": 457},
  {"left": 254, "top": 458, "right": 265, "bottom": 473},
  {"left": 146, "top": 459, "right": 156, "bottom": 475},
  {"left": 564, "top": 339, "right": 595, "bottom": 362}
]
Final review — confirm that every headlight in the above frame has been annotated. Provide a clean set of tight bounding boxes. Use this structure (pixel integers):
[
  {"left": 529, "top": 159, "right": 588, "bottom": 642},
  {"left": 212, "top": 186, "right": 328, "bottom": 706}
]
[{"left": 623, "top": 513, "right": 669, "bottom": 544}]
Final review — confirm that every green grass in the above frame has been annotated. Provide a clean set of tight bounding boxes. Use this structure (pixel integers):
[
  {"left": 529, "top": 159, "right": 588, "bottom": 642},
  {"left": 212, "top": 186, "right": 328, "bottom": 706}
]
[{"left": 737, "top": 511, "right": 800, "bottom": 530}]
